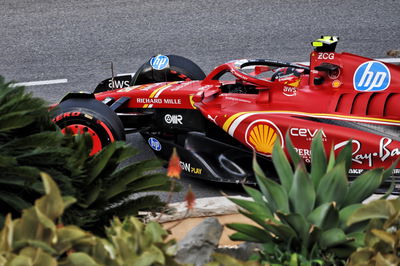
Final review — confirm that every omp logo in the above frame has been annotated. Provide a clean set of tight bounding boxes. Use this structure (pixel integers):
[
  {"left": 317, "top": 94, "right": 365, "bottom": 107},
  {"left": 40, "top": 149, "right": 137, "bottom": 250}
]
[
  {"left": 353, "top": 61, "right": 390, "bottom": 91},
  {"left": 164, "top": 114, "right": 183, "bottom": 125},
  {"left": 150, "top": 55, "right": 169, "bottom": 70}
]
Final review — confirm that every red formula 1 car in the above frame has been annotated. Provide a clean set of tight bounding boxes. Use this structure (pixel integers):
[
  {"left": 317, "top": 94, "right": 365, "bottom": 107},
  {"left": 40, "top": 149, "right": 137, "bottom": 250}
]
[{"left": 52, "top": 36, "right": 400, "bottom": 192}]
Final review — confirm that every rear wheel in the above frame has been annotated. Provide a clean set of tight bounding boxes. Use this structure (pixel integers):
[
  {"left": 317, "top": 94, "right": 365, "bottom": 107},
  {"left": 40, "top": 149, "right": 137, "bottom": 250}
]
[
  {"left": 52, "top": 98, "right": 125, "bottom": 155},
  {"left": 130, "top": 54, "right": 206, "bottom": 85}
]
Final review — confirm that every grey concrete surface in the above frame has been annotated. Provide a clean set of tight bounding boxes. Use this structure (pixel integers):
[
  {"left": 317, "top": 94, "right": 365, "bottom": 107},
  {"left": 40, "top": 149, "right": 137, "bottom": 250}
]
[{"left": 1, "top": 0, "right": 399, "bottom": 201}]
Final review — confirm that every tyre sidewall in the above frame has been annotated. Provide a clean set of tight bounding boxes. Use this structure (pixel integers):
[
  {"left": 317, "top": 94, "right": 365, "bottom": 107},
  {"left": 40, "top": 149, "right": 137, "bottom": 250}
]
[{"left": 52, "top": 99, "right": 125, "bottom": 150}]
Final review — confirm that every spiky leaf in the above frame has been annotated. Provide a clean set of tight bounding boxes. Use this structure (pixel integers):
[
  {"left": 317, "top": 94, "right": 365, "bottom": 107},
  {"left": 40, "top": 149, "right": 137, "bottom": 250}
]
[
  {"left": 307, "top": 202, "right": 339, "bottom": 230},
  {"left": 310, "top": 132, "right": 327, "bottom": 188},
  {"left": 227, "top": 223, "right": 272, "bottom": 243},
  {"left": 319, "top": 228, "right": 352, "bottom": 249},
  {"left": 254, "top": 157, "right": 289, "bottom": 213},
  {"left": 285, "top": 132, "right": 302, "bottom": 167},
  {"left": 272, "top": 139, "right": 293, "bottom": 192},
  {"left": 289, "top": 164, "right": 315, "bottom": 217},
  {"left": 343, "top": 168, "right": 384, "bottom": 206},
  {"left": 316, "top": 163, "right": 348, "bottom": 207}
]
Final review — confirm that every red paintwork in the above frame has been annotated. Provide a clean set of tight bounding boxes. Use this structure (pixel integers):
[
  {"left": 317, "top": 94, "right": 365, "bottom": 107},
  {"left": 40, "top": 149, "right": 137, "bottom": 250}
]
[{"left": 95, "top": 50, "right": 400, "bottom": 173}]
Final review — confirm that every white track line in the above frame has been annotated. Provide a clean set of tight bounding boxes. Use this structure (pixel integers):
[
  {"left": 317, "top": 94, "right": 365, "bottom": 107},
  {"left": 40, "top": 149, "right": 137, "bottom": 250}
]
[{"left": 13, "top": 78, "right": 68, "bottom": 87}]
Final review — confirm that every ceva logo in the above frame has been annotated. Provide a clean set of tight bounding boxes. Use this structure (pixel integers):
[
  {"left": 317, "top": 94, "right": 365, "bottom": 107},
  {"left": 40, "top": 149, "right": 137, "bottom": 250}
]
[
  {"left": 150, "top": 55, "right": 169, "bottom": 70},
  {"left": 353, "top": 61, "right": 390, "bottom": 92}
]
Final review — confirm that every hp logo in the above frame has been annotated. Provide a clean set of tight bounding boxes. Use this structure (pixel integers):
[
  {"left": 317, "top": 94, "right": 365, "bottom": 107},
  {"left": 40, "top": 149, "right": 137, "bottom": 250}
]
[
  {"left": 148, "top": 137, "right": 162, "bottom": 151},
  {"left": 353, "top": 61, "right": 390, "bottom": 92},
  {"left": 150, "top": 55, "right": 169, "bottom": 70}
]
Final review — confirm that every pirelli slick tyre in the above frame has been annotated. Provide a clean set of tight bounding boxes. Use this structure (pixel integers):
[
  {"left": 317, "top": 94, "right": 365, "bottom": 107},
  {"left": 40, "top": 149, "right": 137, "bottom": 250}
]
[{"left": 52, "top": 98, "right": 125, "bottom": 155}]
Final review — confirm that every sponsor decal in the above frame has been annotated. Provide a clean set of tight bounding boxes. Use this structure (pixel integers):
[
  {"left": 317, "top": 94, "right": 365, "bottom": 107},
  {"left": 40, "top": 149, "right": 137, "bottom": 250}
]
[
  {"left": 334, "top": 137, "right": 400, "bottom": 167},
  {"left": 137, "top": 98, "right": 162, "bottom": 104},
  {"left": 142, "top": 82, "right": 180, "bottom": 108},
  {"left": 150, "top": 55, "right": 169, "bottom": 70},
  {"left": 148, "top": 137, "right": 162, "bottom": 151},
  {"left": 353, "top": 61, "right": 390, "bottom": 91},
  {"left": 349, "top": 168, "right": 400, "bottom": 176},
  {"left": 294, "top": 148, "right": 311, "bottom": 163},
  {"left": 137, "top": 98, "right": 181, "bottom": 105},
  {"left": 245, "top": 120, "right": 283, "bottom": 156},
  {"left": 283, "top": 86, "right": 297, "bottom": 96},
  {"left": 163, "top": 98, "right": 181, "bottom": 104},
  {"left": 332, "top": 80, "right": 341, "bottom": 88},
  {"left": 52, "top": 112, "right": 81, "bottom": 122},
  {"left": 290, "top": 128, "right": 327, "bottom": 141},
  {"left": 349, "top": 169, "right": 364, "bottom": 174},
  {"left": 317, "top": 53, "right": 335, "bottom": 60},
  {"left": 165, "top": 114, "right": 183, "bottom": 125},
  {"left": 207, "top": 114, "right": 218, "bottom": 124},
  {"left": 180, "top": 161, "right": 203, "bottom": 175},
  {"left": 109, "top": 80, "right": 129, "bottom": 89}
]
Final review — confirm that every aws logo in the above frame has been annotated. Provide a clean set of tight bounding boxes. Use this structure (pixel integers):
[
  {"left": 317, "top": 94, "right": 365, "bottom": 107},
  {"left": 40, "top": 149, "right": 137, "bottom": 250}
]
[{"left": 245, "top": 120, "right": 283, "bottom": 156}]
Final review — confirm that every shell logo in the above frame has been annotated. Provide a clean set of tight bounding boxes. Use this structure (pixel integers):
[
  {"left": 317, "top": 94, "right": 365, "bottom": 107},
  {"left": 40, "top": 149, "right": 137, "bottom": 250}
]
[{"left": 245, "top": 120, "right": 283, "bottom": 156}]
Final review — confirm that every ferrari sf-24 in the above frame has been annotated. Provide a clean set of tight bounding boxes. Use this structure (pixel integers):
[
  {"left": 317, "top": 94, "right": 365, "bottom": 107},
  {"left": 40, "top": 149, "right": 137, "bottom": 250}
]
[{"left": 52, "top": 36, "right": 400, "bottom": 193}]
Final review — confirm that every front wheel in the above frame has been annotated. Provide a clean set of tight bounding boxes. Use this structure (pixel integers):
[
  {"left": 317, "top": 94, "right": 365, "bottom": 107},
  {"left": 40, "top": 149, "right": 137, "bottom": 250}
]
[{"left": 52, "top": 98, "right": 125, "bottom": 155}]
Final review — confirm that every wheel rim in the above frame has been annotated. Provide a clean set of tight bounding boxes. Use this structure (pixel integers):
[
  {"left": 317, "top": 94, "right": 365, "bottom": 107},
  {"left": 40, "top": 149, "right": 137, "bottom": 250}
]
[{"left": 62, "top": 124, "right": 102, "bottom": 156}]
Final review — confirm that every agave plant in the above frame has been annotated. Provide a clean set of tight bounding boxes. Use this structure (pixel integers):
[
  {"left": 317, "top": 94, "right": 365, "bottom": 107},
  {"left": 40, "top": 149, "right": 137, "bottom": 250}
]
[
  {"left": 0, "top": 77, "right": 177, "bottom": 232},
  {"left": 346, "top": 198, "right": 400, "bottom": 265},
  {"left": 0, "top": 173, "right": 181, "bottom": 266},
  {"left": 227, "top": 133, "right": 394, "bottom": 265}
]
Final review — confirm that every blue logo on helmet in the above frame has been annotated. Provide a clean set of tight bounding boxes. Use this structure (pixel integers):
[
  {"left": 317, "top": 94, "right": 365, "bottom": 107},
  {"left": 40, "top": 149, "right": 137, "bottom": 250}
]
[
  {"left": 353, "top": 61, "right": 390, "bottom": 92},
  {"left": 148, "top": 137, "right": 162, "bottom": 151},
  {"left": 150, "top": 55, "right": 169, "bottom": 70}
]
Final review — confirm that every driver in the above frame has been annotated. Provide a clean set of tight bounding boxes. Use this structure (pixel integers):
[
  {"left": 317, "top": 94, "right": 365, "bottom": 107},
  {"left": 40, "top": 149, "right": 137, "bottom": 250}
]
[{"left": 271, "top": 67, "right": 305, "bottom": 87}]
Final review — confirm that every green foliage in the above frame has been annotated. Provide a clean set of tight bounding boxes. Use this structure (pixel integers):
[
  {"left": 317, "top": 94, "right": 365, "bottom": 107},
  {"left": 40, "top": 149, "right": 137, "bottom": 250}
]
[
  {"left": 228, "top": 133, "right": 393, "bottom": 265},
  {"left": 205, "top": 253, "right": 260, "bottom": 266},
  {"left": 0, "top": 77, "right": 176, "bottom": 232},
  {"left": 0, "top": 173, "right": 181, "bottom": 266},
  {"left": 347, "top": 198, "right": 400, "bottom": 265}
]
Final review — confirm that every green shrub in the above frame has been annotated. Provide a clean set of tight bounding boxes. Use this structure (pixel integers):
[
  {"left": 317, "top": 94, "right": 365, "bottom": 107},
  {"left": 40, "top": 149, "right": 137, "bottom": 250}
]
[
  {"left": 347, "top": 198, "right": 400, "bottom": 265},
  {"left": 227, "top": 133, "right": 394, "bottom": 265},
  {"left": 0, "top": 173, "right": 181, "bottom": 266},
  {"left": 0, "top": 77, "right": 176, "bottom": 232}
]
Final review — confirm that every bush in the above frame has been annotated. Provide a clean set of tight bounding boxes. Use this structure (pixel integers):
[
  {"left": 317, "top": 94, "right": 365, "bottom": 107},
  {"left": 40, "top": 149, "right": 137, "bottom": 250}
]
[
  {"left": 347, "top": 198, "right": 400, "bottom": 265},
  {"left": 0, "top": 77, "right": 176, "bottom": 232},
  {"left": 0, "top": 173, "right": 180, "bottom": 266},
  {"left": 227, "top": 133, "right": 394, "bottom": 265}
]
